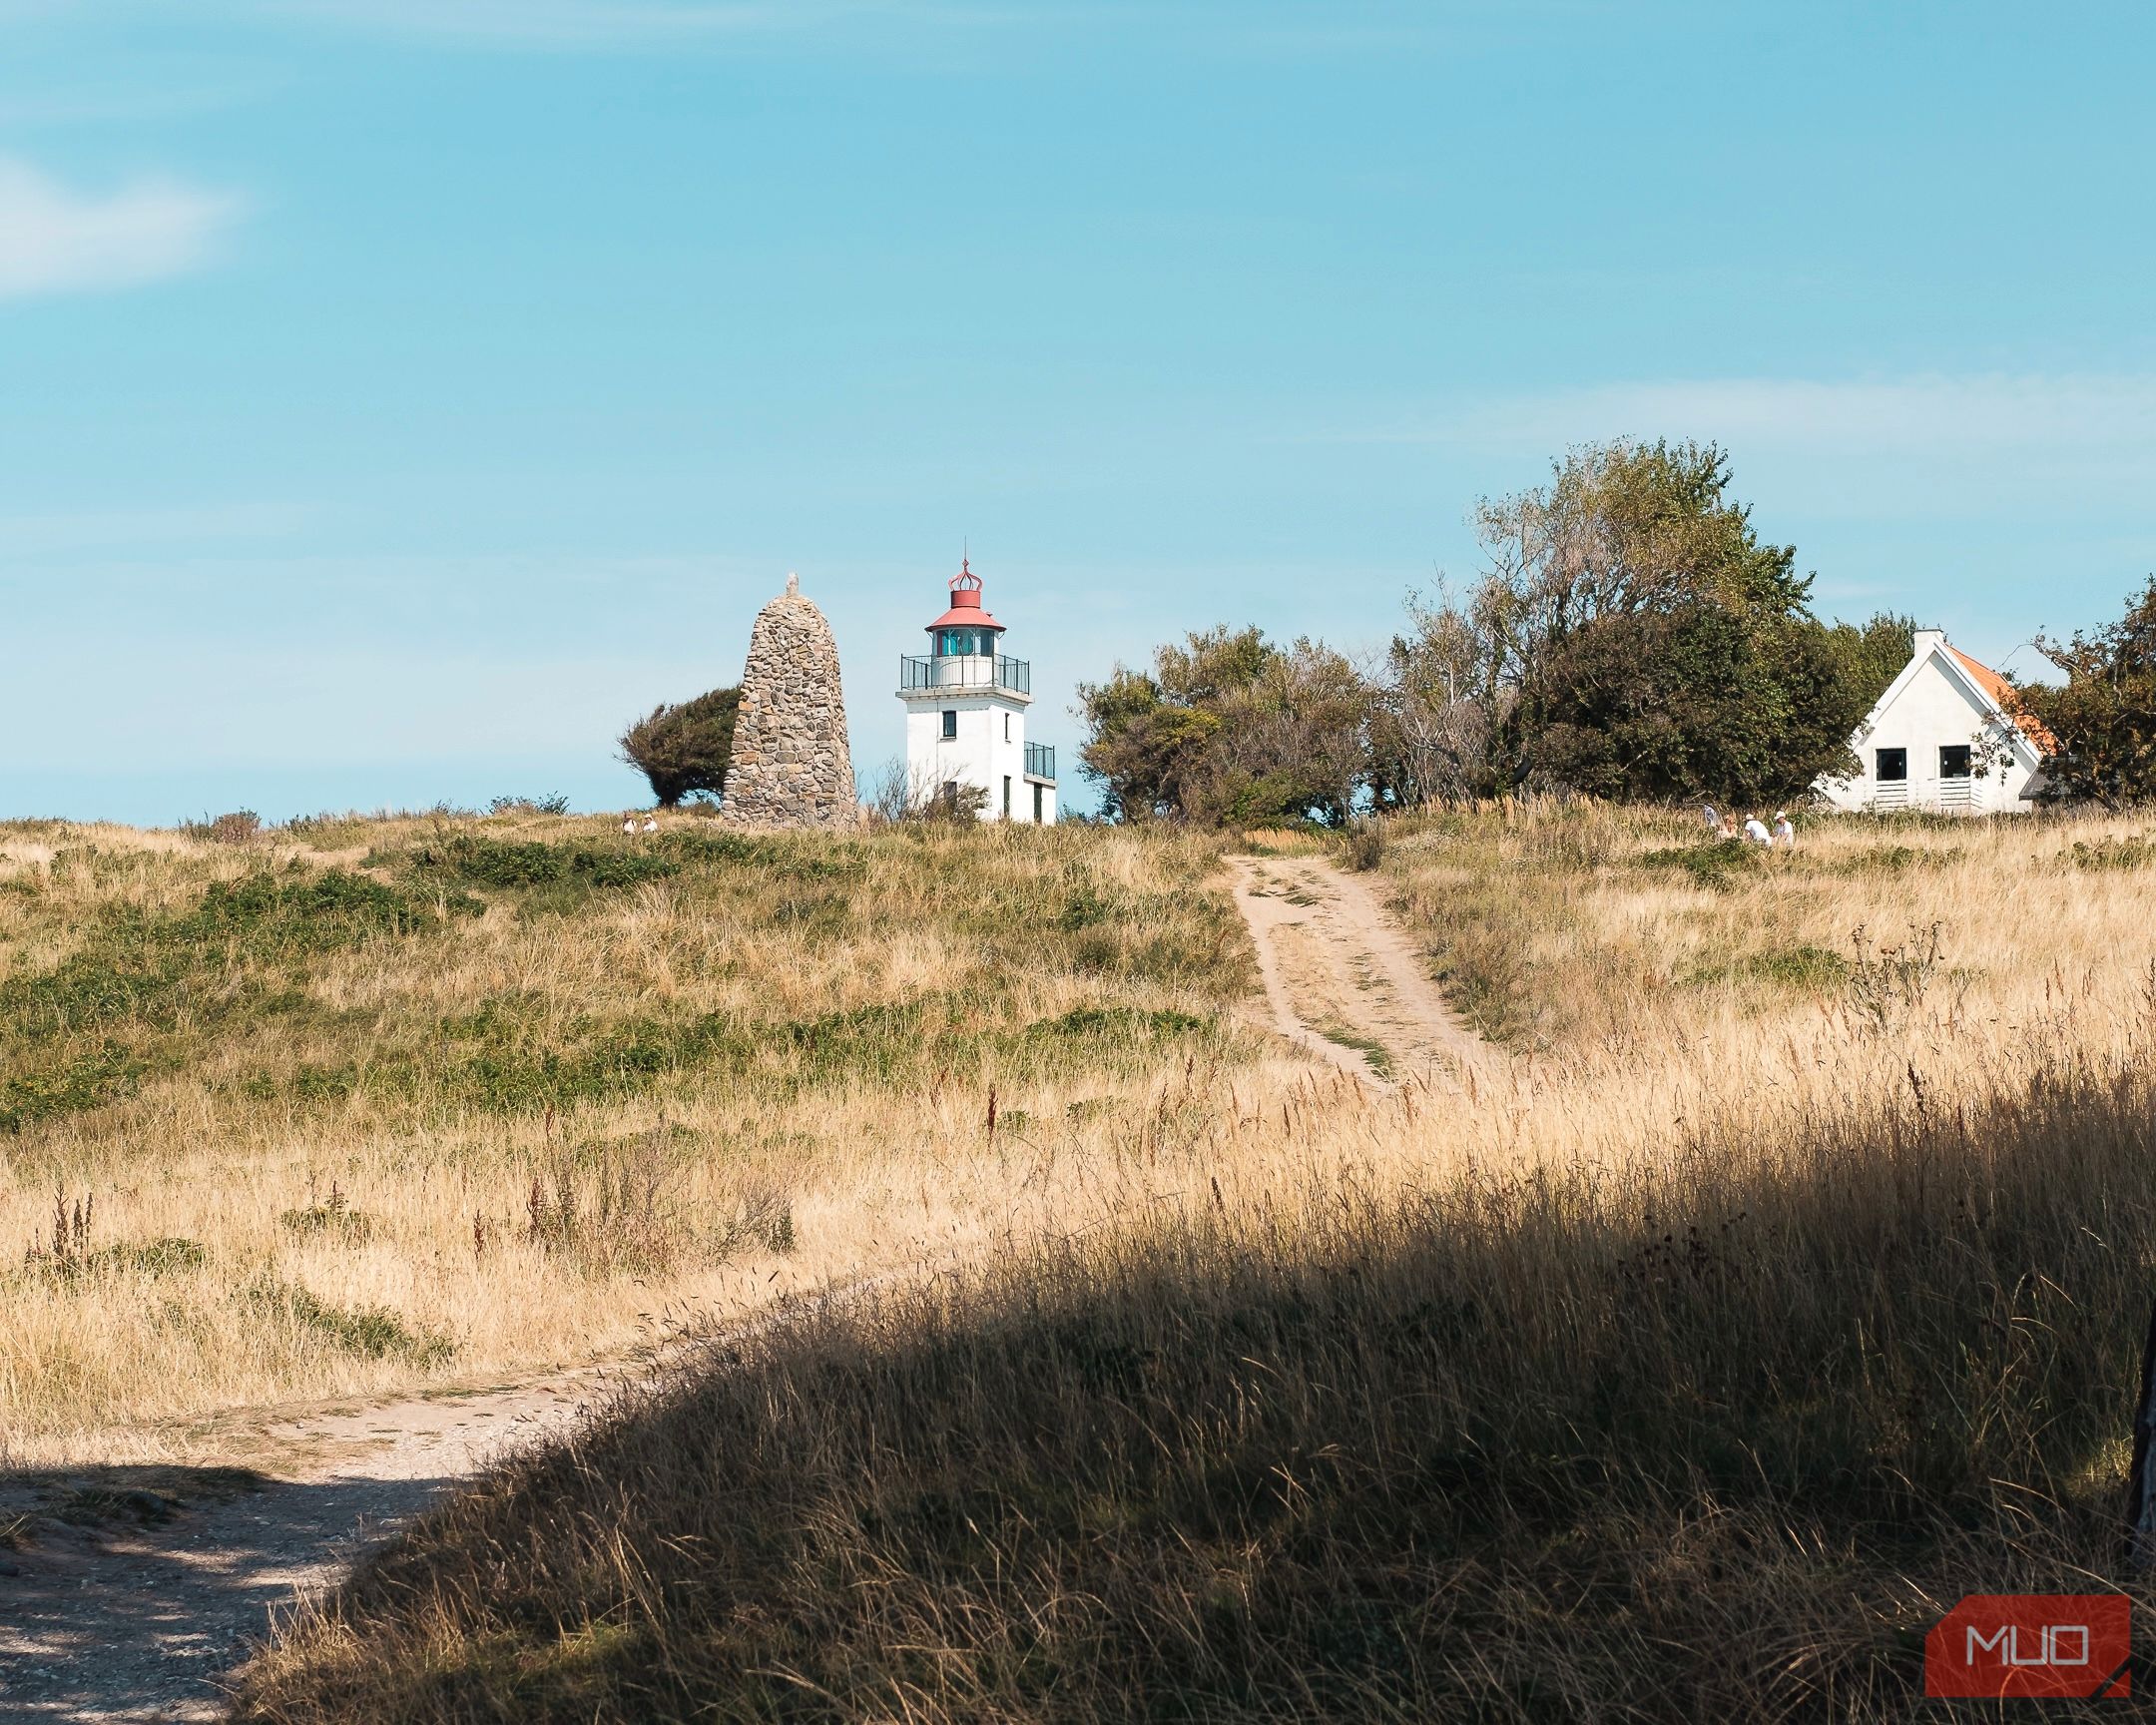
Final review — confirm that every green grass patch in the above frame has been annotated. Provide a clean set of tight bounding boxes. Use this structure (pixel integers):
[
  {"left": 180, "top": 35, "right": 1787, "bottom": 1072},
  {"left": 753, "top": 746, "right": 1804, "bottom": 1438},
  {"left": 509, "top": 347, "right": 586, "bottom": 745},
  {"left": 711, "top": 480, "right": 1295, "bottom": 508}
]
[
  {"left": 1315, "top": 1022, "right": 1394, "bottom": 1077},
  {"left": 1023, "top": 1005, "right": 1212, "bottom": 1044},
  {"left": 2065, "top": 835, "right": 2156, "bottom": 870},
  {"left": 400, "top": 834, "right": 680, "bottom": 894},
  {"left": 25, "top": 1235, "right": 208, "bottom": 1283},
  {"left": 1689, "top": 943, "right": 1853, "bottom": 992},
  {"left": 1817, "top": 844, "right": 1956, "bottom": 876},
  {"left": 0, "top": 867, "right": 478, "bottom": 1133},
  {"left": 1636, "top": 842, "right": 1765, "bottom": 892},
  {"left": 244, "top": 1278, "right": 454, "bottom": 1365}
]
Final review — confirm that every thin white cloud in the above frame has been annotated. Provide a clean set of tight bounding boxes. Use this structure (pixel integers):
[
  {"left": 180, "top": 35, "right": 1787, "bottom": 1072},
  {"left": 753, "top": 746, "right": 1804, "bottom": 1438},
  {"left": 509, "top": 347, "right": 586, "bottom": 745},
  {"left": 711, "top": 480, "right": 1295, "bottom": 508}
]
[
  {"left": 1325, "top": 373, "right": 2156, "bottom": 523},
  {"left": 230, "top": 0, "right": 1035, "bottom": 48},
  {"left": 1447, "top": 374, "right": 2156, "bottom": 455},
  {"left": 0, "top": 156, "right": 243, "bottom": 300}
]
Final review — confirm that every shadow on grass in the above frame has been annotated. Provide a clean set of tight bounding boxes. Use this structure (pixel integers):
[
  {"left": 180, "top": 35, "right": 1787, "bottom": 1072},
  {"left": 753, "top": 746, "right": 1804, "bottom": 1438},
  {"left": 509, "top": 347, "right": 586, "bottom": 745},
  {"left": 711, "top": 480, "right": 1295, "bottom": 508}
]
[{"left": 235, "top": 1054, "right": 2156, "bottom": 1723}]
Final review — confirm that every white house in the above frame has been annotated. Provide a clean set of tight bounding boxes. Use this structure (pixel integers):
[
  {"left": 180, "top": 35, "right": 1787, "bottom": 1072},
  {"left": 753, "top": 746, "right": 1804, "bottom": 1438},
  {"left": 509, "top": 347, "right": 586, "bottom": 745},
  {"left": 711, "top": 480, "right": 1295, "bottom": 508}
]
[
  {"left": 896, "top": 558, "right": 1059, "bottom": 824},
  {"left": 1815, "top": 628, "right": 2054, "bottom": 814}
]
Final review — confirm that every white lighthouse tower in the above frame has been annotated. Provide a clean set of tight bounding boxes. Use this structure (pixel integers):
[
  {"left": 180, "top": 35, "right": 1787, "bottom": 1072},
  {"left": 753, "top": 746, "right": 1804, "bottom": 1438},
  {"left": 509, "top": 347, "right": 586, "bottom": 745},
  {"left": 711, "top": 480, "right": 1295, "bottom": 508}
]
[{"left": 897, "top": 557, "right": 1058, "bottom": 824}]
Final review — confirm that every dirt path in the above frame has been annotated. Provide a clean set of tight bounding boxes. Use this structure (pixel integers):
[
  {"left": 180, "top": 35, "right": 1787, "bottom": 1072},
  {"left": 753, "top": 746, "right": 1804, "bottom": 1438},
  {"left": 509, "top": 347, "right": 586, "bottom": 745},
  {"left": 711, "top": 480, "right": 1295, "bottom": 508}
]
[
  {"left": 0, "top": 1370, "right": 612, "bottom": 1722},
  {"left": 1229, "top": 854, "right": 1485, "bottom": 1089}
]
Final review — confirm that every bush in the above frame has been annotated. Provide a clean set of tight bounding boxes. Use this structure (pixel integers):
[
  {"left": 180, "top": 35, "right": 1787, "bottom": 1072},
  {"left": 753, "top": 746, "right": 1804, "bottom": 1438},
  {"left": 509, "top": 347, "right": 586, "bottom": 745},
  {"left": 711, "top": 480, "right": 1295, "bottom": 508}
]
[
  {"left": 487, "top": 795, "right": 571, "bottom": 817},
  {"left": 1637, "top": 841, "right": 1764, "bottom": 892},
  {"left": 186, "top": 810, "right": 263, "bottom": 846},
  {"left": 1340, "top": 821, "right": 1386, "bottom": 872},
  {"left": 280, "top": 1184, "right": 373, "bottom": 1243}
]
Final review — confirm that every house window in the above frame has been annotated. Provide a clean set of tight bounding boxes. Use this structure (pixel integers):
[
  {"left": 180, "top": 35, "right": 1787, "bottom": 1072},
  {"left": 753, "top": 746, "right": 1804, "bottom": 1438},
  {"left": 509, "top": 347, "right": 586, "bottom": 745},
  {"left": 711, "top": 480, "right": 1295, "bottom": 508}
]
[
  {"left": 1003, "top": 713, "right": 1011, "bottom": 742},
  {"left": 1033, "top": 783, "right": 1044, "bottom": 823},
  {"left": 1002, "top": 775, "right": 1012, "bottom": 818},
  {"left": 941, "top": 710, "right": 957, "bottom": 740},
  {"left": 1876, "top": 748, "right": 1907, "bottom": 783},
  {"left": 1939, "top": 744, "right": 1972, "bottom": 779}
]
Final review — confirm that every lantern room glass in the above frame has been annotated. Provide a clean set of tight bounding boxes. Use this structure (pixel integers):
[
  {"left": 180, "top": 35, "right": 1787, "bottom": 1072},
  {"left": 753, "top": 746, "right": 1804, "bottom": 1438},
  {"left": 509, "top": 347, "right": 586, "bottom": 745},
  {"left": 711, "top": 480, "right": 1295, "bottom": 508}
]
[{"left": 936, "top": 627, "right": 994, "bottom": 658}]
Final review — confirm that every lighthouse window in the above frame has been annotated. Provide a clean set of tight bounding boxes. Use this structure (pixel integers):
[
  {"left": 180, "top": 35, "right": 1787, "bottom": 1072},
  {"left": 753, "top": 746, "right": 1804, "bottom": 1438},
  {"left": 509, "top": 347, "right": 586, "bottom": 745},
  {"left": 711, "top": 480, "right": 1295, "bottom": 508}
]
[
  {"left": 940, "top": 710, "right": 958, "bottom": 740},
  {"left": 937, "top": 628, "right": 987, "bottom": 657}
]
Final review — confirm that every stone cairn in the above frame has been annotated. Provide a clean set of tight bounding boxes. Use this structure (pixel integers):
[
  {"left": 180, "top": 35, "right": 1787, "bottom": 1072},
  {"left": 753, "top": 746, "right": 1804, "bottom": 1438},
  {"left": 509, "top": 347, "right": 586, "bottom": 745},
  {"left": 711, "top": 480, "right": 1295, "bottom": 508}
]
[{"left": 719, "top": 573, "right": 858, "bottom": 830}]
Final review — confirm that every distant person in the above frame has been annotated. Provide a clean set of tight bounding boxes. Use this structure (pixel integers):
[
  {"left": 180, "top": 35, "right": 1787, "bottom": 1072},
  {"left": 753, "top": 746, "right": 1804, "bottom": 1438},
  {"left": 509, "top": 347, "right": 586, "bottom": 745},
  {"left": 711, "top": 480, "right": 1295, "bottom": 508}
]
[
  {"left": 622, "top": 815, "right": 637, "bottom": 835},
  {"left": 1719, "top": 813, "right": 1739, "bottom": 841},
  {"left": 1702, "top": 803, "right": 1720, "bottom": 832},
  {"left": 1743, "top": 813, "right": 1772, "bottom": 846},
  {"left": 641, "top": 815, "right": 659, "bottom": 835},
  {"left": 1774, "top": 811, "right": 1796, "bottom": 849}
]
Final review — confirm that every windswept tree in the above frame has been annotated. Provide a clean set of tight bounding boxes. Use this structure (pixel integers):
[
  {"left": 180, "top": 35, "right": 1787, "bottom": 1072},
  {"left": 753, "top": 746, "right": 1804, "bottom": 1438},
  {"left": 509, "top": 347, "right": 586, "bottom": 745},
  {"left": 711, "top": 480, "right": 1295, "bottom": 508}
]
[
  {"left": 618, "top": 686, "right": 742, "bottom": 808},
  {"left": 1078, "top": 628, "right": 1373, "bottom": 825},
  {"left": 2012, "top": 577, "right": 2156, "bottom": 806}
]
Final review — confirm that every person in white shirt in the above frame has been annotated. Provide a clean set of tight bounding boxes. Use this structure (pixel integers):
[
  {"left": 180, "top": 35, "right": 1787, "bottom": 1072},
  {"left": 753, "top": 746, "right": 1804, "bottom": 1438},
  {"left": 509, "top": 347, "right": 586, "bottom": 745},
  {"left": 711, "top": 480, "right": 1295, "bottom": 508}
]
[
  {"left": 1743, "top": 814, "right": 1772, "bottom": 846},
  {"left": 622, "top": 815, "right": 637, "bottom": 835},
  {"left": 641, "top": 816, "right": 659, "bottom": 834},
  {"left": 1773, "top": 811, "right": 1795, "bottom": 848}
]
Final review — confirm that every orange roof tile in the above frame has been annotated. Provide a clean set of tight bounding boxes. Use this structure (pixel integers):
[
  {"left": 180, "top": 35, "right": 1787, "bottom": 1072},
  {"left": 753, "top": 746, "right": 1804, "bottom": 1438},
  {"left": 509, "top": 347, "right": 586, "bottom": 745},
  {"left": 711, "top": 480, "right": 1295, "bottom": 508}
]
[{"left": 1944, "top": 644, "right": 2058, "bottom": 755}]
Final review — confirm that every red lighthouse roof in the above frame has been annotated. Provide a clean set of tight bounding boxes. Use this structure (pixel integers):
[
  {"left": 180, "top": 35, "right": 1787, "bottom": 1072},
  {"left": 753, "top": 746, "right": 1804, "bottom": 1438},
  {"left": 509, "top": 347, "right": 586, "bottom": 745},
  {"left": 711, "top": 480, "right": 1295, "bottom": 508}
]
[{"left": 926, "top": 556, "right": 1005, "bottom": 633}]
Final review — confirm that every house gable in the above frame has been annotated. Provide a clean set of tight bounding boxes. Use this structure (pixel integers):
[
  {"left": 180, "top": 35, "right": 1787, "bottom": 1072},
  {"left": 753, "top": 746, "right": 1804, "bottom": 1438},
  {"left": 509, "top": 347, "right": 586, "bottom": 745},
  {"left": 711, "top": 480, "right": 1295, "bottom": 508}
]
[
  {"left": 1821, "top": 630, "right": 2046, "bottom": 813},
  {"left": 1854, "top": 641, "right": 2044, "bottom": 774}
]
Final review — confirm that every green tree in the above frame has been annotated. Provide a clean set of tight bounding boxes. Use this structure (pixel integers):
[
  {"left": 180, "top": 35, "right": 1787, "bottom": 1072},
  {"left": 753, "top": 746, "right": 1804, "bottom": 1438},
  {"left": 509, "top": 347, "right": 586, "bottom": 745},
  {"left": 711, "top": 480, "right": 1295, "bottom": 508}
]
[
  {"left": 1824, "top": 612, "right": 1917, "bottom": 714},
  {"left": 2012, "top": 578, "right": 2156, "bottom": 807},
  {"left": 1078, "top": 628, "right": 1373, "bottom": 825},
  {"left": 618, "top": 686, "right": 742, "bottom": 808},
  {"left": 1392, "top": 441, "right": 1885, "bottom": 804}
]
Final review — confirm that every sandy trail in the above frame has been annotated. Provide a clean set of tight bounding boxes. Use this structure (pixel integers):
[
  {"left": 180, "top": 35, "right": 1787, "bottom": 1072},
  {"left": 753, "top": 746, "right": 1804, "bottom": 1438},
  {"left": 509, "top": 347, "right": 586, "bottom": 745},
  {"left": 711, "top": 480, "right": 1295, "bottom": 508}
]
[
  {"left": 1229, "top": 854, "right": 1485, "bottom": 1089},
  {"left": 0, "top": 1370, "right": 610, "bottom": 1722}
]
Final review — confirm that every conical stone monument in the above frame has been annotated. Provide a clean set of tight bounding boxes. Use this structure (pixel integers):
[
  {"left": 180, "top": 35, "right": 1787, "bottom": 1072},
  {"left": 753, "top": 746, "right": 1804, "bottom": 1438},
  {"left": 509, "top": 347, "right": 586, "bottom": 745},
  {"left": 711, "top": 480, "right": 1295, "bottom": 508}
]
[{"left": 719, "top": 574, "right": 858, "bottom": 830}]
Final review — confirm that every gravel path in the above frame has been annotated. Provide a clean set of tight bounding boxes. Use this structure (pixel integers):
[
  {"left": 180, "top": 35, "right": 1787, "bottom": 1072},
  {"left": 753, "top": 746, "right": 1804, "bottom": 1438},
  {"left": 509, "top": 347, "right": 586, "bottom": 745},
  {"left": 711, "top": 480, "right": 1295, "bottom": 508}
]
[{"left": 0, "top": 1371, "right": 607, "bottom": 1722}]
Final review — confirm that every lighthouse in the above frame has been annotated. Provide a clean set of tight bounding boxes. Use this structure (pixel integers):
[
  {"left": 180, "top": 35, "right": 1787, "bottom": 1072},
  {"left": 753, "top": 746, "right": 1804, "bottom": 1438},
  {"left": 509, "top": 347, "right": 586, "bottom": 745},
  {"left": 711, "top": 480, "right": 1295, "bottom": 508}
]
[{"left": 897, "top": 557, "right": 1058, "bottom": 824}]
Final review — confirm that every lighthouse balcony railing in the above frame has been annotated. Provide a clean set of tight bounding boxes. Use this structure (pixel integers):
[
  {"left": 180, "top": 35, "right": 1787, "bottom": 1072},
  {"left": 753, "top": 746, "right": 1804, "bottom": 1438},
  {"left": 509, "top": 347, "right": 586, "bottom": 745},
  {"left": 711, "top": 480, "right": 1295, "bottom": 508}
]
[
  {"left": 898, "top": 654, "right": 1031, "bottom": 697},
  {"left": 1024, "top": 742, "right": 1056, "bottom": 782}
]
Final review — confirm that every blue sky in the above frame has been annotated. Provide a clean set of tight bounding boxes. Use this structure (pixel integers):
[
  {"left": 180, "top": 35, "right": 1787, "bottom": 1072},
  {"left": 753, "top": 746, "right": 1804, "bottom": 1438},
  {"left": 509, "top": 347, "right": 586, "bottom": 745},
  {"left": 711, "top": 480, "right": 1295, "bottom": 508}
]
[{"left": 4, "top": 1, "right": 2152, "bottom": 823}]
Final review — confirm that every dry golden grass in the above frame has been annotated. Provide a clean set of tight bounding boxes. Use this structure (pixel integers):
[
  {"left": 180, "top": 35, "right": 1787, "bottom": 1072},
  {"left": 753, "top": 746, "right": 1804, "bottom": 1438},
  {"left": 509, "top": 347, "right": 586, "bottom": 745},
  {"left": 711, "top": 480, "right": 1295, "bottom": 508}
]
[
  {"left": 230, "top": 801, "right": 2156, "bottom": 1722},
  {"left": 0, "top": 813, "right": 1254, "bottom": 1467},
  {"left": 27, "top": 800, "right": 2156, "bottom": 1719}
]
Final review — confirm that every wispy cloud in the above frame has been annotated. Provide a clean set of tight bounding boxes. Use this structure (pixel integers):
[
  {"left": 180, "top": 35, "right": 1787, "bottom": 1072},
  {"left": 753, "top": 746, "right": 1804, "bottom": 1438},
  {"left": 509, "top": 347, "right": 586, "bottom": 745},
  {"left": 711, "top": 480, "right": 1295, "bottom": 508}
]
[
  {"left": 1325, "top": 373, "right": 2156, "bottom": 523},
  {"left": 1438, "top": 374, "right": 2156, "bottom": 456},
  {"left": 224, "top": 0, "right": 1032, "bottom": 49},
  {"left": 1338, "top": 374, "right": 2156, "bottom": 455},
  {"left": 0, "top": 156, "right": 244, "bottom": 300}
]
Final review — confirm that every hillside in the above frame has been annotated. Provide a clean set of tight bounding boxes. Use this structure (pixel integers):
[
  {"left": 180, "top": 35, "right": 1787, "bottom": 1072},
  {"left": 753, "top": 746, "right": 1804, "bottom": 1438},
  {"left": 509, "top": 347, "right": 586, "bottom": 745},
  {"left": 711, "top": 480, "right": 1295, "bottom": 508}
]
[
  {"left": 0, "top": 813, "right": 1250, "bottom": 1465},
  {"left": 10, "top": 804, "right": 2156, "bottom": 1718},
  {"left": 219, "top": 804, "right": 2156, "bottom": 1722}
]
